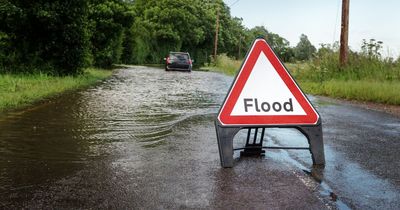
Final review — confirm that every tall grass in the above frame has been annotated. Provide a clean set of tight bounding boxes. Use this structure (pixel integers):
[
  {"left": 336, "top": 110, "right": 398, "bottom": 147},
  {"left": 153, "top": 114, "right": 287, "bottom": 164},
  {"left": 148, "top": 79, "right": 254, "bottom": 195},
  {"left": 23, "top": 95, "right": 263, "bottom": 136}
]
[
  {"left": 290, "top": 52, "right": 400, "bottom": 82},
  {"left": 298, "top": 80, "right": 400, "bottom": 105},
  {"left": 0, "top": 68, "right": 112, "bottom": 111},
  {"left": 289, "top": 42, "right": 400, "bottom": 105},
  {"left": 209, "top": 44, "right": 400, "bottom": 105},
  {"left": 206, "top": 54, "right": 242, "bottom": 76}
]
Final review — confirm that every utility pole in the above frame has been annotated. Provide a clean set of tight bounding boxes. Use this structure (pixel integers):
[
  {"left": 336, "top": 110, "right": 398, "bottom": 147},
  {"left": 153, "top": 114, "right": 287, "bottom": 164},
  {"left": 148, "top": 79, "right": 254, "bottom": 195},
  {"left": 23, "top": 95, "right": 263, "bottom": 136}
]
[
  {"left": 340, "top": 0, "right": 350, "bottom": 66},
  {"left": 214, "top": 8, "right": 219, "bottom": 61}
]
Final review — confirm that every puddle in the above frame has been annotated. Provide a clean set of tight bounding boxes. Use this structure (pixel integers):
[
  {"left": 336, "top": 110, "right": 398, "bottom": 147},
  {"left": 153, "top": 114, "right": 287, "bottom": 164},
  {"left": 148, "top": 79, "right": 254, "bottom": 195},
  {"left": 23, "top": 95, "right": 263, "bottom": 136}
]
[{"left": 263, "top": 128, "right": 400, "bottom": 209}]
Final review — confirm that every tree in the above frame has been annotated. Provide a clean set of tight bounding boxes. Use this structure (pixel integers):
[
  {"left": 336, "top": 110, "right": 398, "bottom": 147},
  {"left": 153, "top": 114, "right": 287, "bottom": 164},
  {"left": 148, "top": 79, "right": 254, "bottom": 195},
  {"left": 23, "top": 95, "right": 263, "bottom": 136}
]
[
  {"left": 0, "top": 0, "right": 91, "bottom": 75},
  {"left": 89, "top": 0, "right": 135, "bottom": 68},
  {"left": 294, "top": 34, "right": 316, "bottom": 61},
  {"left": 245, "top": 26, "right": 294, "bottom": 62},
  {"left": 1, "top": 0, "right": 302, "bottom": 72},
  {"left": 131, "top": 0, "right": 220, "bottom": 64}
]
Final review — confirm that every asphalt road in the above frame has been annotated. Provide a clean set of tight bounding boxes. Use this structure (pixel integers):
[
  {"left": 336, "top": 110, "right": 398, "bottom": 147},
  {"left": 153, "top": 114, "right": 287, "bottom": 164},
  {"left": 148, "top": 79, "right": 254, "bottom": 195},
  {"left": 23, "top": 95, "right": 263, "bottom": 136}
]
[{"left": 0, "top": 66, "right": 399, "bottom": 209}]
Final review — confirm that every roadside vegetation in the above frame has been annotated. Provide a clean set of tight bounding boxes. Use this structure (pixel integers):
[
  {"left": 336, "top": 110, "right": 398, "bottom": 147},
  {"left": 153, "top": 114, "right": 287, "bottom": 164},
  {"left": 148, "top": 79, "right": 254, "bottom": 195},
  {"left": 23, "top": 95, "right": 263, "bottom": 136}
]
[
  {"left": 206, "top": 54, "right": 243, "bottom": 75},
  {"left": 0, "top": 0, "right": 262, "bottom": 111},
  {"left": 290, "top": 40, "right": 400, "bottom": 105},
  {"left": 1, "top": 0, "right": 399, "bottom": 109},
  {"left": 0, "top": 0, "right": 261, "bottom": 74},
  {"left": 0, "top": 68, "right": 112, "bottom": 111},
  {"left": 210, "top": 40, "right": 400, "bottom": 105}
]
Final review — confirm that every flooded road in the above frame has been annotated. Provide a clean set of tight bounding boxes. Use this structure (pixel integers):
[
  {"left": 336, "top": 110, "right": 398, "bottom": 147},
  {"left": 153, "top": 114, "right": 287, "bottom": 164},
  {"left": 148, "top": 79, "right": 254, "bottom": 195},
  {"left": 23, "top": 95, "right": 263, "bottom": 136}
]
[{"left": 0, "top": 66, "right": 399, "bottom": 209}]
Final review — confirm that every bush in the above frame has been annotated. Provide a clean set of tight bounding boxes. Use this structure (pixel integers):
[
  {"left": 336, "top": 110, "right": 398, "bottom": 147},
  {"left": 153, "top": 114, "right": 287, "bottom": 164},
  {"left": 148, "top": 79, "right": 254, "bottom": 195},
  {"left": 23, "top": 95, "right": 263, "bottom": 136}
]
[
  {"left": 291, "top": 40, "right": 400, "bottom": 82},
  {"left": 0, "top": 0, "right": 90, "bottom": 75}
]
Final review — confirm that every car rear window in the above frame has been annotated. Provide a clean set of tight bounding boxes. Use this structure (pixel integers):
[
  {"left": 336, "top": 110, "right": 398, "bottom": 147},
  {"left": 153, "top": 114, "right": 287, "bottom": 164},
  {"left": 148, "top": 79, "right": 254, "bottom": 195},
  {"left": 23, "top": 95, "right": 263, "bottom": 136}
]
[{"left": 170, "top": 53, "right": 189, "bottom": 61}]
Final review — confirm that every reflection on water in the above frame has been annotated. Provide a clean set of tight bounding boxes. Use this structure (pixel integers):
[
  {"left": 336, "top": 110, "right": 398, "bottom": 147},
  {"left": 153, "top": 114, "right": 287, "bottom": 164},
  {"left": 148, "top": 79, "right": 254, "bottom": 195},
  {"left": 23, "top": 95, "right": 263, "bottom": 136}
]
[
  {"left": 265, "top": 127, "right": 400, "bottom": 209},
  {"left": 0, "top": 66, "right": 231, "bottom": 203}
]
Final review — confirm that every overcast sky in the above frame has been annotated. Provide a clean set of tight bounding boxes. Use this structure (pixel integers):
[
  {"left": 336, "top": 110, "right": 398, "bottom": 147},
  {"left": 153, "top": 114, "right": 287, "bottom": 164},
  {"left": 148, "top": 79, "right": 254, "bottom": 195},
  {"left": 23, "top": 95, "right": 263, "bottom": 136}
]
[{"left": 223, "top": 0, "right": 400, "bottom": 58}]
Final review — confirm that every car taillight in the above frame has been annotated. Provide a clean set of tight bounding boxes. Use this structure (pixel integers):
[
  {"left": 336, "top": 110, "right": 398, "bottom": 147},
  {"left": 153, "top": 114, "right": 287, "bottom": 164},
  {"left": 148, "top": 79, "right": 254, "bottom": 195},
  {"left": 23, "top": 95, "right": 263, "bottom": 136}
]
[
  {"left": 188, "top": 59, "right": 192, "bottom": 65},
  {"left": 166, "top": 57, "right": 170, "bottom": 64}
]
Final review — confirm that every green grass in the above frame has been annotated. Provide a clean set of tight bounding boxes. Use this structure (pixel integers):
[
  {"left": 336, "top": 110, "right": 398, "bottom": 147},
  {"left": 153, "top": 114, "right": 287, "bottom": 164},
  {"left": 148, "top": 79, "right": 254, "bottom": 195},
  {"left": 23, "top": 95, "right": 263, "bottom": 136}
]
[
  {"left": 203, "top": 54, "right": 242, "bottom": 76},
  {"left": 298, "top": 80, "right": 400, "bottom": 105},
  {"left": 288, "top": 53, "right": 400, "bottom": 105},
  {"left": 0, "top": 68, "right": 113, "bottom": 111},
  {"left": 208, "top": 54, "right": 400, "bottom": 105}
]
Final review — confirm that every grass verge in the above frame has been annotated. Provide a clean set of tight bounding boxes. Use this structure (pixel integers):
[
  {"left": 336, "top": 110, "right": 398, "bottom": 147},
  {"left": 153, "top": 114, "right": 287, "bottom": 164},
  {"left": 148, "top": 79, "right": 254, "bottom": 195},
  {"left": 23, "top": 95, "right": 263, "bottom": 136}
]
[
  {"left": 297, "top": 80, "right": 400, "bottom": 105},
  {"left": 0, "top": 68, "right": 113, "bottom": 111},
  {"left": 202, "top": 54, "right": 242, "bottom": 76},
  {"left": 208, "top": 55, "right": 400, "bottom": 105}
]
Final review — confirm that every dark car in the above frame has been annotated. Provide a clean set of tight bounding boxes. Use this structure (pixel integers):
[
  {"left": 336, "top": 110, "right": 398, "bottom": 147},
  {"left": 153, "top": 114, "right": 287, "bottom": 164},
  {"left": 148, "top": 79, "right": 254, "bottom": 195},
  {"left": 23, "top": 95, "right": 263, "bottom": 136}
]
[{"left": 164, "top": 52, "right": 193, "bottom": 72}]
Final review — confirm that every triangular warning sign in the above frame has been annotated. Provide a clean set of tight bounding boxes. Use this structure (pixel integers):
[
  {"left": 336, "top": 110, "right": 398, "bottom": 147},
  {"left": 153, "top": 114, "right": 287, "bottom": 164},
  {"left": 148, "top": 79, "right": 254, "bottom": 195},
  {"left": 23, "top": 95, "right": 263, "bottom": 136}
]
[{"left": 217, "top": 38, "right": 319, "bottom": 126}]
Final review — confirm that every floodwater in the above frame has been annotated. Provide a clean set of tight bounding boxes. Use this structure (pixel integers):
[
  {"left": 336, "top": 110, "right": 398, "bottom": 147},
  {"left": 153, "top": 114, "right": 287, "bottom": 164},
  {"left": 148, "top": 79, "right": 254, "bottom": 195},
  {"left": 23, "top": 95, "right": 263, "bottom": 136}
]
[{"left": 0, "top": 66, "right": 399, "bottom": 208}]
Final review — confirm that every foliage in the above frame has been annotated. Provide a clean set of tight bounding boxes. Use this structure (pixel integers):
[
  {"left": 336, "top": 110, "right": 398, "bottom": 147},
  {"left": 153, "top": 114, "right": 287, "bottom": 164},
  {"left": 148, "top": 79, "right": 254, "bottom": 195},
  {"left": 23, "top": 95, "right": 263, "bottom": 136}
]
[
  {"left": 289, "top": 40, "right": 400, "bottom": 105},
  {"left": 89, "top": 0, "right": 135, "bottom": 68},
  {"left": 210, "top": 38, "right": 399, "bottom": 105},
  {"left": 361, "top": 39, "right": 383, "bottom": 59},
  {"left": 0, "top": 0, "right": 90, "bottom": 75},
  {"left": 131, "top": 0, "right": 219, "bottom": 65},
  {"left": 294, "top": 34, "right": 316, "bottom": 61},
  {"left": 2, "top": 0, "right": 398, "bottom": 79},
  {"left": 120, "top": 21, "right": 136, "bottom": 64},
  {"left": 245, "top": 26, "right": 294, "bottom": 62},
  {"left": 3, "top": 0, "right": 398, "bottom": 108},
  {"left": 292, "top": 40, "right": 400, "bottom": 82}
]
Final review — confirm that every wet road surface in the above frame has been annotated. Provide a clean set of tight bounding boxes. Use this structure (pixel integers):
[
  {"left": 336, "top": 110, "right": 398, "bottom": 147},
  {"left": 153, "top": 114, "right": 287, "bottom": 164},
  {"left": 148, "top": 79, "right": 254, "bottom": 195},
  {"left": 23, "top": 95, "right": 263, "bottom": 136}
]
[{"left": 0, "top": 66, "right": 399, "bottom": 209}]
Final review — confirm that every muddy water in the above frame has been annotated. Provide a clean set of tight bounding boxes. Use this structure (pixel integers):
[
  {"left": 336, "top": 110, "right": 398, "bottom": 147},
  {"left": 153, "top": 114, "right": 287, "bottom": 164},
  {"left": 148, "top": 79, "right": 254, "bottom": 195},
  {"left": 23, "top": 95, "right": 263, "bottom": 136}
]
[
  {"left": 0, "top": 67, "right": 229, "bottom": 201},
  {"left": 0, "top": 66, "right": 399, "bottom": 208}
]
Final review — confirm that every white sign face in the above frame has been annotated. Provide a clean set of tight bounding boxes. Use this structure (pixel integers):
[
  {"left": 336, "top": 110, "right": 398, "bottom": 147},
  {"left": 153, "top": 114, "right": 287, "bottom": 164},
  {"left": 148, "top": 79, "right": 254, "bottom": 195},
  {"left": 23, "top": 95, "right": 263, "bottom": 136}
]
[
  {"left": 217, "top": 38, "right": 319, "bottom": 126},
  {"left": 231, "top": 52, "right": 306, "bottom": 116}
]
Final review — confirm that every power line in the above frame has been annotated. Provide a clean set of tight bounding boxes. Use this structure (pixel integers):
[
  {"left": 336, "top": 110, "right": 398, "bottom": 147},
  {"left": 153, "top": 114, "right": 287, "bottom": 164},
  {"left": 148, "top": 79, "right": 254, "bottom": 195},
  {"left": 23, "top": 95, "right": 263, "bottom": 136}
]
[
  {"left": 333, "top": 0, "right": 341, "bottom": 44},
  {"left": 230, "top": 0, "right": 240, "bottom": 7}
]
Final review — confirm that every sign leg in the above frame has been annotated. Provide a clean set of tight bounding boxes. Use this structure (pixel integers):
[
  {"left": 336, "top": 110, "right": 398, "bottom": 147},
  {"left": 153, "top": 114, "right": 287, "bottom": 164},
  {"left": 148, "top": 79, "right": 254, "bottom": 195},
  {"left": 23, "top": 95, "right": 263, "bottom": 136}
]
[
  {"left": 215, "top": 122, "right": 241, "bottom": 168},
  {"left": 296, "top": 124, "right": 325, "bottom": 166}
]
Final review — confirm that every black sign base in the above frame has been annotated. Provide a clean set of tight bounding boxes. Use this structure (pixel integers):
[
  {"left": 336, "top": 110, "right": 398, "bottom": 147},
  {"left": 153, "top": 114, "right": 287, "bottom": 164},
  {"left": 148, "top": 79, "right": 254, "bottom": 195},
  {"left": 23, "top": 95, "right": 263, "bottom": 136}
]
[
  {"left": 240, "top": 128, "right": 266, "bottom": 156},
  {"left": 215, "top": 120, "right": 325, "bottom": 168}
]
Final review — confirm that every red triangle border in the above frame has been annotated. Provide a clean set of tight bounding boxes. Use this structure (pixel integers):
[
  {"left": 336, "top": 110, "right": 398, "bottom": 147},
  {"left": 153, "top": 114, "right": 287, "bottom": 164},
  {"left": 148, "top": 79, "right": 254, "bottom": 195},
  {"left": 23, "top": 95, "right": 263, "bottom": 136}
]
[{"left": 217, "top": 38, "right": 319, "bottom": 126}]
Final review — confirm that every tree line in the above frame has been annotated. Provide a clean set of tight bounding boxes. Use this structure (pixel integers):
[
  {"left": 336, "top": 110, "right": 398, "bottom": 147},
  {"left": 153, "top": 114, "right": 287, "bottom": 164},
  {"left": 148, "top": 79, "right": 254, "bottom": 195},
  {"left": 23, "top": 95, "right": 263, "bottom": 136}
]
[{"left": 0, "top": 0, "right": 316, "bottom": 75}]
